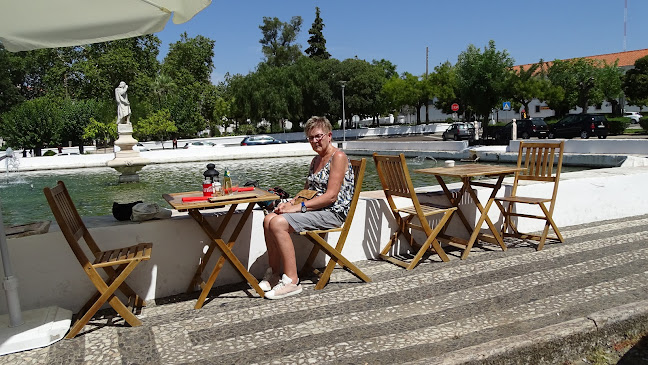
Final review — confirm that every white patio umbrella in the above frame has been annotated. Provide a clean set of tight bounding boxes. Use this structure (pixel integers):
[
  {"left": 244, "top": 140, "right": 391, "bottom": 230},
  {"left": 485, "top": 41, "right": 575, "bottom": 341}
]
[
  {"left": 0, "top": 0, "right": 211, "bottom": 52},
  {"left": 0, "top": 0, "right": 211, "bottom": 354}
]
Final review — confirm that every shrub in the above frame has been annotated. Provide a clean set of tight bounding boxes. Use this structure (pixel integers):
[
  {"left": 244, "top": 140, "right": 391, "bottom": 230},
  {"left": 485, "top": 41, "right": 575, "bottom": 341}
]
[
  {"left": 237, "top": 123, "right": 256, "bottom": 135},
  {"left": 43, "top": 150, "right": 56, "bottom": 156},
  {"left": 639, "top": 117, "right": 648, "bottom": 132},
  {"left": 606, "top": 117, "right": 630, "bottom": 135},
  {"left": 544, "top": 117, "right": 559, "bottom": 125}
]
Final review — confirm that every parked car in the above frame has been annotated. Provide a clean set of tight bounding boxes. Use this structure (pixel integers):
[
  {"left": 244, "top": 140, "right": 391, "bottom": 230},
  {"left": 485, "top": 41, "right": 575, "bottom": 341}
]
[
  {"left": 240, "top": 135, "right": 287, "bottom": 146},
  {"left": 548, "top": 114, "right": 609, "bottom": 139},
  {"left": 624, "top": 111, "right": 642, "bottom": 123},
  {"left": 494, "top": 119, "right": 549, "bottom": 141},
  {"left": 442, "top": 123, "right": 475, "bottom": 141}
]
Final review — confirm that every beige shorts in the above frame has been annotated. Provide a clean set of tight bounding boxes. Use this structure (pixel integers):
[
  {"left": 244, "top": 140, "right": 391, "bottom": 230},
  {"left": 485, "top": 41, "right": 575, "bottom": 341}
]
[{"left": 282, "top": 210, "right": 344, "bottom": 232}]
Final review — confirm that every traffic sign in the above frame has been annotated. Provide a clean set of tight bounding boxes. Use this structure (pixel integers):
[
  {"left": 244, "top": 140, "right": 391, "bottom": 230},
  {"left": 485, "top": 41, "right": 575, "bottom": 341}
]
[
  {"left": 451, "top": 103, "right": 459, "bottom": 112},
  {"left": 502, "top": 101, "right": 511, "bottom": 111}
]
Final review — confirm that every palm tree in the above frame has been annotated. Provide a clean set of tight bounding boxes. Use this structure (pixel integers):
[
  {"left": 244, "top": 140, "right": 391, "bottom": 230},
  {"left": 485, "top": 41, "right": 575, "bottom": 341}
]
[{"left": 151, "top": 73, "right": 176, "bottom": 109}]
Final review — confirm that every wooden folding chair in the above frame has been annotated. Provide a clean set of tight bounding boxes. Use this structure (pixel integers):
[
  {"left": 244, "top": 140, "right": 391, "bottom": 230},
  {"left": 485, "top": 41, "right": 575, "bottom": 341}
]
[
  {"left": 299, "top": 158, "right": 372, "bottom": 290},
  {"left": 43, "top": 181, "right": 152, "bottom": 339},
  {"left": 373, "top": 153, "right": 457, "bottom": 269},
  {"left": 494, "top": 141, "right": 565, "bottom": 250}
]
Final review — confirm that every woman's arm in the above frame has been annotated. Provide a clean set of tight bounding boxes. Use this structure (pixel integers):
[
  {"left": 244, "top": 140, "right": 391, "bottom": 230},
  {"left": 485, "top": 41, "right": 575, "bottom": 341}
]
[{"left": 274, "top": 156, "right": 316, "bottom": 214}]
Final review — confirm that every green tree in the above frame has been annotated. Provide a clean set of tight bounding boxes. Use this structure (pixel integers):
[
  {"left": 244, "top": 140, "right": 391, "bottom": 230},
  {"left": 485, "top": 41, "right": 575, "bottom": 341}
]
[
  {"left": 430, "top": 61, "right": 459, "bottom": 114},
  {"left": 0, "top": 96, "right": 62, "bottom": 156},
  {"left": 506, "top": 62, "right": 549, "bottom": 117},
  {"left": 59, "top": 98, "right": 112, "bottom": 153},
  {"left": 151, "top": 73, "right": 177, "bottom": 109},
  {"left": 598, "top": 61, "right": 624, "bottom": 116},
  {"left": 249, "top": 64, "right": 301, "bottom": 131},
  {"left": 0, "top": 44, "right": 25, "bottom": 114},
  {"left": 133, "top": 109, "right": 178, "bottom": 147},
  {"left": 77, "top": 36, "right": 161, "bottom": 104},
  {"left": 336, "top": 59, "right": 387, "bottom": 126},
  {"left": 211, "top": 95, "right": 232, "bottom": 135},
  {"left": 83, "top": 117, "right": 117, "bottom": 153},
  {"left": 290, "top": 57, "right": 338, "bottom": 121},
  {"left": 380, "top": 76, "right": 405, "bottom": 118},
  {"left": 546, "top": 58, "right": 608, "bottom": 116},
  {"left": 161, "top": 33, "right": 215, "bottom": 136},
  {"left": 456, "top": 40, "right": 513, "bottom": 121},
  {"left": 305, "top": 7, "right": 331, "bottom": 60},
  {"left": 167, "top": 86, "right": 205, "bottom": 137},
  {"left": 259, "top": 16, "right": 303, "bottom": 67},
  {"left": 623, "top": 56, "right": 648, "bottom": 110},
  {"left": 162, "top": 33, "right": 214, "bottom": 85}
]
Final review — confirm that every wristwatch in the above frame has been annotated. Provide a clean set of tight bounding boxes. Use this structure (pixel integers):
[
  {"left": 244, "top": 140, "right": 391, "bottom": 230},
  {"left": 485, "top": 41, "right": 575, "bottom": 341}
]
[{"left": 301, "top": 202, "right": 307, "bottom": 213}]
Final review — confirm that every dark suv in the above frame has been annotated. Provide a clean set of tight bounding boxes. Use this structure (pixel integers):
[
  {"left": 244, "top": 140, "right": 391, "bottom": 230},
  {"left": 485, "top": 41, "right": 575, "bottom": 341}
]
[
  {"left": 494, "top": 119, "right": 549, "bottom": 141},
  {"left": 548, "top": 114, "right": 609, "bottom": 139},
  {"left": 442, "top": 122, "right": 475, "bottom": 141}
]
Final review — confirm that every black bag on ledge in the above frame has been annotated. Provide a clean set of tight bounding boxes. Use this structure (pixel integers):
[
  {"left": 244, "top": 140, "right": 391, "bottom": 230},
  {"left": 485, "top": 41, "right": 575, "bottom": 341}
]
[{"left": 112, "top": 201, "right": 143, "bottom": 221}]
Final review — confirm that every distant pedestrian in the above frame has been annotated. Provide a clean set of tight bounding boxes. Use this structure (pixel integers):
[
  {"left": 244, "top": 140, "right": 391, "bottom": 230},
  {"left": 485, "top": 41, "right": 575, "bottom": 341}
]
[
  {"left": 57, "top": 145, "right": 63, "bottom": 154},
  {"left": 173, "top": 138, "right": 178, "bottom": 149}
]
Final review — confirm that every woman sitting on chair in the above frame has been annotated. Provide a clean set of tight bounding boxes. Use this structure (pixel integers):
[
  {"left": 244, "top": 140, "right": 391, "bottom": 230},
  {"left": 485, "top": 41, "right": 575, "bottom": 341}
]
[{"left": 261, "top": 116, "right": 355, "bottom": 299}]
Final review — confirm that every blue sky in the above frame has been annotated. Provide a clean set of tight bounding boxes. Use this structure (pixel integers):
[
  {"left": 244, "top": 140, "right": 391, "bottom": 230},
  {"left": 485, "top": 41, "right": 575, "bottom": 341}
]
[{"left": 156, "top": 0, "right": 648, "bottom": 84}]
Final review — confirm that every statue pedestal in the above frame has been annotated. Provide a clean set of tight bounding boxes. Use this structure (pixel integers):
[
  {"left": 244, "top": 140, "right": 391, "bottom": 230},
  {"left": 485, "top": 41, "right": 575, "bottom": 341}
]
[{"left": 107, "top": 124, "right": 149, "bottom": 183}]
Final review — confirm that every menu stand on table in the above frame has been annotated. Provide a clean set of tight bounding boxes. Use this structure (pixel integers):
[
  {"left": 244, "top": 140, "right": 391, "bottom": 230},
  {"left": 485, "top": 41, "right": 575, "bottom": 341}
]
[{"left": 163, "top": 188, "right": 279, "bottom": 309}]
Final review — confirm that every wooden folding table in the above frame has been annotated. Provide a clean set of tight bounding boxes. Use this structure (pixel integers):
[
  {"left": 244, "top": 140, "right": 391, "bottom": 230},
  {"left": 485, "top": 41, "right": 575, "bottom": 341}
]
[
  {"left": 163, "top": 188, "right": 278, "bottom": 308},
  {"left": 414, "top": 165, "right": 525, "bottom": 260}
]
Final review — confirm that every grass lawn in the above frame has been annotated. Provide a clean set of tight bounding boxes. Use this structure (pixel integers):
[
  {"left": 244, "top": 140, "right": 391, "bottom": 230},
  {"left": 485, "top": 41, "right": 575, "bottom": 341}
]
[{"left": 623, "top": 128, "right": 647, "bottom": 134}]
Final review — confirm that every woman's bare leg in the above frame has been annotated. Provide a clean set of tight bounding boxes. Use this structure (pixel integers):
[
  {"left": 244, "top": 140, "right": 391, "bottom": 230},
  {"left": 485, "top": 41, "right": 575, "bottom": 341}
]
[
  {"left": 263, "top": 213, "right": 281, "bottom": 274},
  {"left": 267, "top": 215, "right": 298, "bottom": 283}
]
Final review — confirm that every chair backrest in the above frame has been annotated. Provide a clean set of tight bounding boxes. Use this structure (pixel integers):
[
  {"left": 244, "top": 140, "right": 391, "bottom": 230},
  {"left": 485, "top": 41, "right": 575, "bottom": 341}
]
[
  {"left": 342, "top": 158, "right": 366, "bottom": 231},
  {"left": 512, "top": 141, "right": 565, "bottom": 204},
  {"left": 372, "top": 153, "right": 423, "bottom": 213},
  {"left": 43, "top": 181, "right": 100, "bottom": 268}
]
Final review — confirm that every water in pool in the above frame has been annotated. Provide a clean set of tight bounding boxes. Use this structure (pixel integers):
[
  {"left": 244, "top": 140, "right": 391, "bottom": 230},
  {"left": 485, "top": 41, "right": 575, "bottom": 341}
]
[{"left": 0, "top": 156, "right": 588, "bottom": 226}]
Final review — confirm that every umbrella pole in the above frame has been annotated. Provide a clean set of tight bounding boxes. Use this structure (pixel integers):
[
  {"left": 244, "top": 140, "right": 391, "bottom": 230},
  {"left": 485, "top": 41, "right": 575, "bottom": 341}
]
[{"left": 0, "top": 201, "right": 23, "bottom": 328}]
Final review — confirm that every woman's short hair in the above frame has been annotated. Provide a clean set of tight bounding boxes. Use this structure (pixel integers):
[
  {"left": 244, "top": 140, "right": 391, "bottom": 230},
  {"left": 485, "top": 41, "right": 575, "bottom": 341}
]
[{"left": 304, "top": 116, "right": 332, "bottom": 136}]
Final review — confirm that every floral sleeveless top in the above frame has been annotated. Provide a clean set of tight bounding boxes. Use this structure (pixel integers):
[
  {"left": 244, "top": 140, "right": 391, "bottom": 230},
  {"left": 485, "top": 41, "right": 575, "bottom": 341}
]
[{"left": 307, "top": 153, "right": 355, "bottom": 219}]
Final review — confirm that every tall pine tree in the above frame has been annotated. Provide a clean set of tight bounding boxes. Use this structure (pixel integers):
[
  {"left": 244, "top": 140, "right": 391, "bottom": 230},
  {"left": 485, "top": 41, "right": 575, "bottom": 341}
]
[{"left": 305, "top": 7, "right": 331, "bottom": 60}]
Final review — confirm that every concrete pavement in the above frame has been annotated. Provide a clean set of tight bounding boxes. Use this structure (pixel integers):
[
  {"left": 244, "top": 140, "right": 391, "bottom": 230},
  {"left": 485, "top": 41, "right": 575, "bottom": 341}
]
[{"left": 2, "top": 214, "right": 648, "bottom": 364}]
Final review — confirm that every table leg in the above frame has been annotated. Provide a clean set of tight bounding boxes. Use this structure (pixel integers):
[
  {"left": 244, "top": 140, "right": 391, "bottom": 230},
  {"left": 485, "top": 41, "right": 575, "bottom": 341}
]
[
  {"left": 187, "top": 205, "right": 236, "bottom": 292},
  {"left": 435, "top": 175, "right": 473, "bottom": 234},
  {"left": 189, "top": 204, "right": 266, "bottom": 310},
  {"left": 462, "top": 175, "right": 508, "bottom": 260}
]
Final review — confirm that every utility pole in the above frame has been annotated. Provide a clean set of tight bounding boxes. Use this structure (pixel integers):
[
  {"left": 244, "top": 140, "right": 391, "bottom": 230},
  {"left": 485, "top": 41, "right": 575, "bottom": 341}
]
[
  {"left": 340, "top": 81, "right": 347, "bottom": 143},
  {"left": 425, "top": 47, "right": 429, "bottom": 124}
]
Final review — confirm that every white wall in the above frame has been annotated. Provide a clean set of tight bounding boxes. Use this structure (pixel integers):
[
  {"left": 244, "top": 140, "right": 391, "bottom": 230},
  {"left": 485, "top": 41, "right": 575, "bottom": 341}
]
[
  {"left": 508, "top": 139, "right": 648, "bottom": 155},
  {"left": 2, "top": 165, "right": 648, "bottom": 314}
]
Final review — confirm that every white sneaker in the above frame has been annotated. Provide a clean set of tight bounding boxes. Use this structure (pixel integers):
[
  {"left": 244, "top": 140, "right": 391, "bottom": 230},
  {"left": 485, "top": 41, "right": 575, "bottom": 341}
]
[
  {"left": 258, "top": 268, "right": 279, "bottom": 292},
  {"left": 265, "top": 274, "right": 302, "bottom": 300}
]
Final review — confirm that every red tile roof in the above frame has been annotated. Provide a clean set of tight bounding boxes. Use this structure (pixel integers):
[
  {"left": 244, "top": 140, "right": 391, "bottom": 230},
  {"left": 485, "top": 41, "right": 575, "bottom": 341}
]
[{"left": 513, "top": 48, "right": 648, "bottom": 72}]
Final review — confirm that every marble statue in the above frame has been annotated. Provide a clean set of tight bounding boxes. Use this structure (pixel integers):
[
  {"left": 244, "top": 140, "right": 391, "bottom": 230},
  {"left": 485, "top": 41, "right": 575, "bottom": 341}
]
[{"left": 115, "top": 81, "right": 131, "bottom": 124}]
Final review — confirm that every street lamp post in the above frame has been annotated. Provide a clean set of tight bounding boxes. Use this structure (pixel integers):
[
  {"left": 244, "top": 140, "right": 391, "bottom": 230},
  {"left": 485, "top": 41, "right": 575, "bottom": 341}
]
[{"left": 340, "top": 81, "right": 347, "bottom": 143}]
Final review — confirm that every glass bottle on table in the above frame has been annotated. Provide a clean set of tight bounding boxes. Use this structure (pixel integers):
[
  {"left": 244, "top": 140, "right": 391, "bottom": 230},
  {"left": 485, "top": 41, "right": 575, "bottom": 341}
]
[{"left": 223, "top": 169, "right": 232, "bottom": 195}]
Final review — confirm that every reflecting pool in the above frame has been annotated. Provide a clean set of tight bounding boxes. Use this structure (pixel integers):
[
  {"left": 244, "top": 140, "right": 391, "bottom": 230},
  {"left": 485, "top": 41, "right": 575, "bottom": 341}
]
[{"left": 0, "top": 156, "right": 590, "bottom": 226}]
